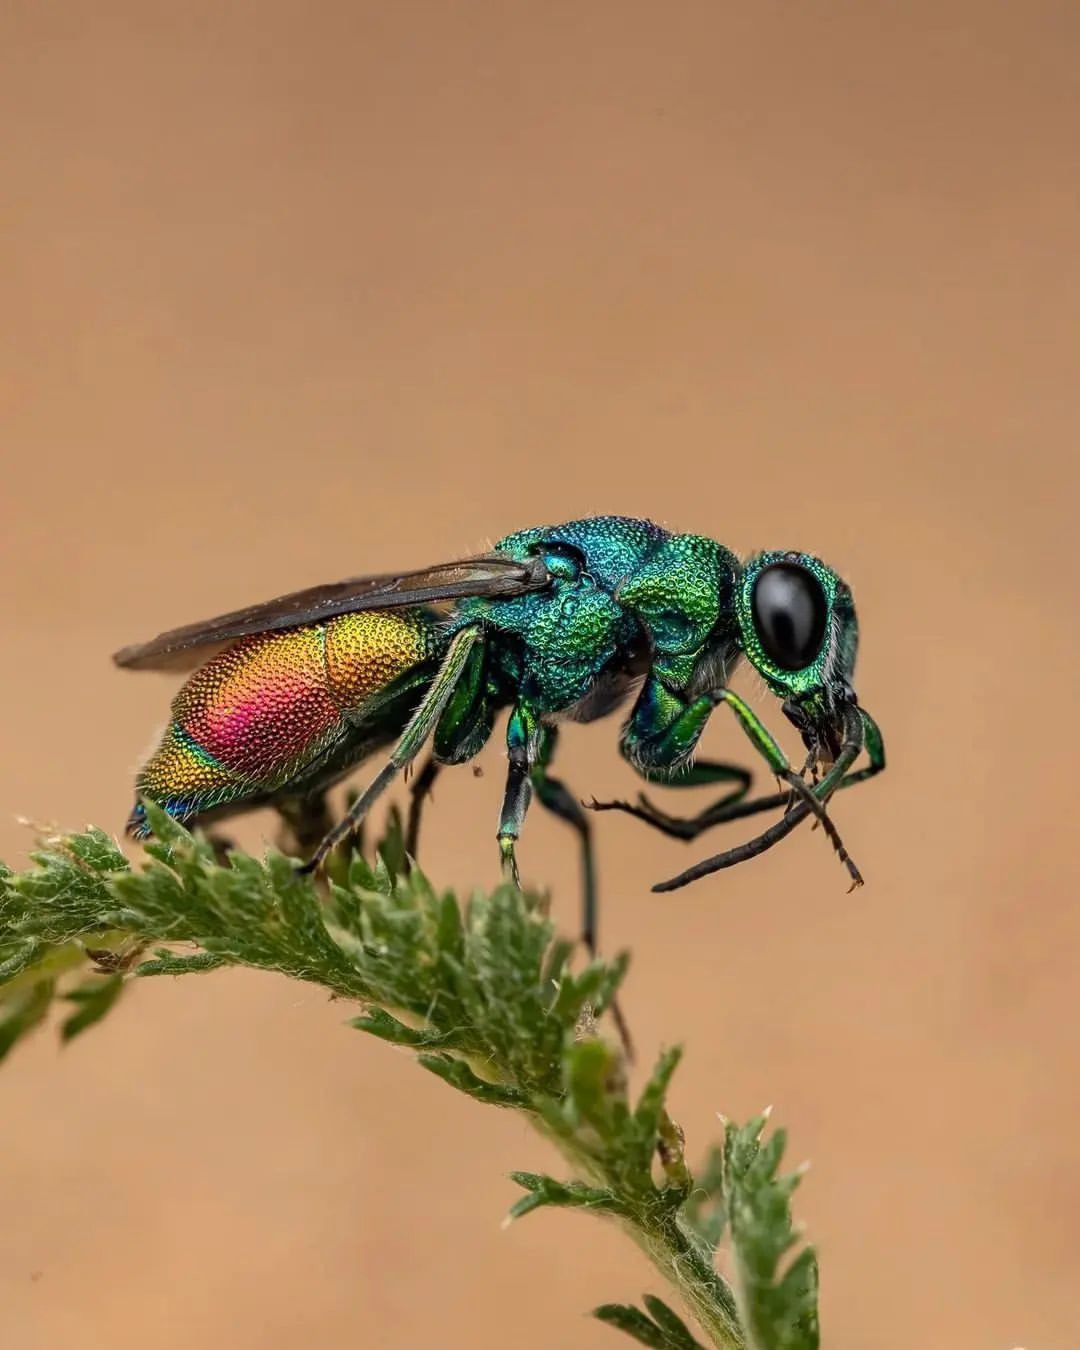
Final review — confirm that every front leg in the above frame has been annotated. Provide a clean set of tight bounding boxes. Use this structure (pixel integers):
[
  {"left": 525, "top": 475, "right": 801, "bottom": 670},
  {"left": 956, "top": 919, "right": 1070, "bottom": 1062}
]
[
  {"left": 591, "top": 674, "right": 861, "bottom": 885},
  {"left": 497, "top": 703, "right": 540, "bottom": 886},
  {"left": 618, "top": 672, "right": 716, "bottom": 778},
  {"left": 654, "top": 702, "right": 876, "bottom": 892},
  {"left": 591, "top": 674, "right": 761, "bottom": 836},
  {"left": 618, "top": 674, "right": 811, "bottom": 812}
]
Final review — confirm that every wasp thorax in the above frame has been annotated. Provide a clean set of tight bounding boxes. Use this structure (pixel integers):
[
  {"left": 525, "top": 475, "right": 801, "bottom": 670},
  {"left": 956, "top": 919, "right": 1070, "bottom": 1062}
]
[{"left": 751, "top": 562, "right": 828, "bottom": 671}]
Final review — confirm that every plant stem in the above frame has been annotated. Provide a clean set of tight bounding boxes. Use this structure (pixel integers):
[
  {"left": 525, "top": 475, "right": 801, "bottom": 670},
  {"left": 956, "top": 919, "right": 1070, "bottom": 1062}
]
[
  {"left": 537, "top": 1121, "right": 744, "bottom": 1349},
  {"left": 1, "top": 815, "right": 820, "bottom": 1350}
]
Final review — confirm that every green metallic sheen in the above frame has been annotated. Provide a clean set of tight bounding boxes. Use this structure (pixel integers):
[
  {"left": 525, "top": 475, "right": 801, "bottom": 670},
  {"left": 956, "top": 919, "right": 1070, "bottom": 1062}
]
[
  {"left": 129, "top": 515, "right": 884, "bottom": 930},
  {"left": 304, "top": 515, "right": 883, "bottom": 910}
]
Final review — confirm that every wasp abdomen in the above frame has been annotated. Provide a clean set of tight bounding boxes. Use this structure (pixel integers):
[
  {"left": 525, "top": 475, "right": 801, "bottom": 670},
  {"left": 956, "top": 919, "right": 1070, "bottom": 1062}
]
[{"left": 128, "top": 611, "right": 437, "bottom": 835}]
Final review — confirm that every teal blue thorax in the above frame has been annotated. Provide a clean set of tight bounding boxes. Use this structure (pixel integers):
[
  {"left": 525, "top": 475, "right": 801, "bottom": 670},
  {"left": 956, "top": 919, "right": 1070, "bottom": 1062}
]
[{"left": 453, "top": 515, "right": 739, "bottom": 720}]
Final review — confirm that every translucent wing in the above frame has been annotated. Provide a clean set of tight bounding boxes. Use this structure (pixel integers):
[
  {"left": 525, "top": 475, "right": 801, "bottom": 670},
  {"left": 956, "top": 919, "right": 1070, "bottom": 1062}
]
[{"left": 113, "top": 554, "right": 549, "bottom": 671}]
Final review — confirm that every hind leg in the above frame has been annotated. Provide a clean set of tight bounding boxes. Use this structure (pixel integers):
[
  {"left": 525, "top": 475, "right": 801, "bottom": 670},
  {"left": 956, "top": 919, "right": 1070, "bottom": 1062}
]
[
  {"left": 405, "top": 758, "right": 441, "bottom": 858},
  {"left": 274, "top": 791, "right": 334, "bottom": 859},
  {"left": 531, "top": 728, "right": 634, "bottom": 1057}
]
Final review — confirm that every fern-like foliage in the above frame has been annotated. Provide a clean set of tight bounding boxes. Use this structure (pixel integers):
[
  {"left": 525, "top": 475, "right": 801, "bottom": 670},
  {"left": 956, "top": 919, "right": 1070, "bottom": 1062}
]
[{"left": 0, "top": 804, "right": 819, "bottom": 1350}]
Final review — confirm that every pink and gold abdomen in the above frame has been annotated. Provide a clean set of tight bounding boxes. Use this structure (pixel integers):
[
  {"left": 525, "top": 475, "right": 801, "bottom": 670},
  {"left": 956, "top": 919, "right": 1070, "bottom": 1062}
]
[{"left": 130, "top": 610, "right": 437, "bottom": 832}]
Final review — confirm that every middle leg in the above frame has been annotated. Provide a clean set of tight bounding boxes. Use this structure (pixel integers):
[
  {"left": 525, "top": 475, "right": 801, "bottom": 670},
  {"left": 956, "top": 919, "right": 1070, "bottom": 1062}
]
[
  {"left": 404, "top": 757, "right": 441, "bottom": 858},
  {"left": 654, "top": 701, "right": 873, "bottom": 891},
  {"left": 586, "top": 757, "right": 757, "bottom": 842}
]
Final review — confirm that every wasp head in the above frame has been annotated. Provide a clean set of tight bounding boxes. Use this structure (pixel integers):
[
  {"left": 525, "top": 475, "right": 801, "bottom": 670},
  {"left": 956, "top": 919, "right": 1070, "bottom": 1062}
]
[{"left": 735, "top": 551, "right": 860, "bottom": 771}]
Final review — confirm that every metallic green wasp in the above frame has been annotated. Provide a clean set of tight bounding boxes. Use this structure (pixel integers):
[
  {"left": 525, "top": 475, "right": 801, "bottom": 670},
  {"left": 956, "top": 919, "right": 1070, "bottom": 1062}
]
[{"left": 116, "top": 515, "right": 885, "bottom": 957}]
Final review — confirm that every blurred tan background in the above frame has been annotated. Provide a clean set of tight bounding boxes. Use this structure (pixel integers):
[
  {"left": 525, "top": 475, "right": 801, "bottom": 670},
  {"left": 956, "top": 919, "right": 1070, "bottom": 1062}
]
[{"left": 2, "top": 3, "right": 1078, "bottom": 1347}]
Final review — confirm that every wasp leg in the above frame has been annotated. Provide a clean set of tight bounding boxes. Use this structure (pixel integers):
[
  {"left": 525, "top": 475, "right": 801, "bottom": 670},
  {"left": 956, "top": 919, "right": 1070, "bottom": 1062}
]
[
  {"left": 585, "top": 759, "right": 754, "bottom": 841},
  {"left": 654, "top": 704, "right": 882, "bottom": 892},
  {"left": 300, "top": 625, "right": 482, "bottom": 874},
  {"left": 203, "top": 830, "right": 237, "bottom": 866},
  {"left": 600, "top": 710, "right": 885, "bottom": 867},
  {"left": 406, "top": 638, "right": 497, "bottom": 861},
  {"left": 405, "top": 758, "right": 441, "bottom": 859},
  {"left": 529, "top": 729, "right": 597, "bottom": 945},
  {"left": 589, "top": 785, "right": 791, "bottom": 840},
  {"left": 595, "top": 674, "right": 786, "bottom": 840},
  {"left": 274, "top": 791, "right": 334, "bottom": 860},
  {"left": 531, "top": 728, "right": 634, "bottom": 1059},
  {"left": 605, "top": 674, "right": 860, "bottom": 886},
  {"left": 496, "top": 703, "right": 538, "bottom": 887},
  {"left": 711, "top": 689, "right": 862, "bottom": 888}
]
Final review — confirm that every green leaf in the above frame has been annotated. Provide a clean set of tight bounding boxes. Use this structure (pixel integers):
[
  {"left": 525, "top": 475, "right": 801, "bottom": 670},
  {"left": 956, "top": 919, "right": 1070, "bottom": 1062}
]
[
  {"left": 376, "top": 806, "right": 408, "bottom": 881},
  {"left": 595, "top": 1296, "right": 706, "bottom": 1348},
  {"left": 549, "top": 950, "right": 629, "bottom": 1024},
  {"left": 61, "top": 827, "right": 130, "bottom": 874},
  {"left": 416, "top": 1054, "right": 529, "bottom": 1109},
  {"left": 595, "top": 1303, "right": 670, "bottom": 1348},
  {"left": 684, "top": 1144, "right": 728, "bottom": 1252},
  {"left": 0, "top": 938, "right": 43, "bottom": 983},
  {"left": 352, "top": 1007, "right": 466, "bottom": 1051},
  {"left": 642, "top": 1295, "right": 706, "bottom": 1347},
  {"left": 434, "top": 888, "right": 464, "bottom": 962},
  {"left": 60, "top": 973, "right": 124, "bottom": 1043},
  {"left": 2, "top": 821, "right": 832, "bottom": 1350},
  {"left": 634, "top": 1046, "right": 682, "bottom": 1141},
  {"left": 724, "top": 1115, "right": 818, "bottom": 1350},
  {"left": 507, "top": 1171, "right": 624, "bottom": 1221},
  {"left": 564, "top": 1036, "right": 624, "bottom": 1134},
  {"left": 137, "top": 951, "right": 228, "bottom": 976},
  {"left": 0, "top": 978, "right": 55, "bottom": 1062},
  {"left": 138, "top": 798, "right": 197, "bottom": 851}
]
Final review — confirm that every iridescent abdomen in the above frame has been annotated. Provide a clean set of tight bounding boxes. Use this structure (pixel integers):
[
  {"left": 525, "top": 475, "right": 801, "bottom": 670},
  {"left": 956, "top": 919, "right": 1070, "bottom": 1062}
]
[{"left": 130, "top": 610, "right": 437, "bottom": 833}]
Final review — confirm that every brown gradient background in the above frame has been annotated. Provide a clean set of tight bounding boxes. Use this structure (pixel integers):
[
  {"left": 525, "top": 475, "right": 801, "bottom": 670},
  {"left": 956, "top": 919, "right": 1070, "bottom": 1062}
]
[{"left": 2, "top": 4, "right": 1078, "bottom": 1348}]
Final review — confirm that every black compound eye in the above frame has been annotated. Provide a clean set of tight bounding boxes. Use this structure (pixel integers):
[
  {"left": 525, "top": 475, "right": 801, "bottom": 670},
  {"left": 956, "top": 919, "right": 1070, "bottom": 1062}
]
[{"left": 750, "top": 563, "right": 828, "bottom": 670}]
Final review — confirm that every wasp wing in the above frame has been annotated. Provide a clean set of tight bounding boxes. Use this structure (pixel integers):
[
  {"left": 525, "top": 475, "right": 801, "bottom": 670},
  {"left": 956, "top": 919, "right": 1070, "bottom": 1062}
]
[{"left": 113, "top": 554, "right": 549, "bottom": 671}]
